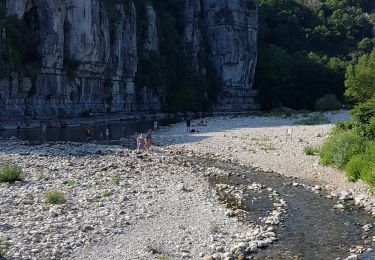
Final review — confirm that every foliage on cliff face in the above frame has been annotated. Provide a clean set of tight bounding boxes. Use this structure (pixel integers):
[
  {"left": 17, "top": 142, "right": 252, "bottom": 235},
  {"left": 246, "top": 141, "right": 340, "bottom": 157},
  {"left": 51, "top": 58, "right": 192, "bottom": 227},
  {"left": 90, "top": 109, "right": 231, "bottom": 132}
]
[
  {"left": 0, "top": 0, "right": 40, "bottom": 78},
  {"left": 255, "top": 0, "right": 374, "bottom": 110},
  {"left": 134, "top": 0, "right": 222, "bottom": 112}
]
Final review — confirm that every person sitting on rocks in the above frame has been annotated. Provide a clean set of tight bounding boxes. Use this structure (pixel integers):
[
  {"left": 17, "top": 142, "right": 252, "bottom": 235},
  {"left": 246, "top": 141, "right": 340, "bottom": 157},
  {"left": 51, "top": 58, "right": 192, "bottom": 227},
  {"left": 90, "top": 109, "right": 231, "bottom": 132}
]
[{"left": 198, "top": 118, "right": 207, "bottom": 126}]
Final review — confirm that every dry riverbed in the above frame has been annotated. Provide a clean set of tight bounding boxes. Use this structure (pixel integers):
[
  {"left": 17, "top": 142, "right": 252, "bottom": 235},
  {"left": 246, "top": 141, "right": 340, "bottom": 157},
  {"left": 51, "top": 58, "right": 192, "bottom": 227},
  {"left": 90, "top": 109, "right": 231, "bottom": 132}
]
[{"left": 0, "top": 110, "right": 375, "bottom": 260}]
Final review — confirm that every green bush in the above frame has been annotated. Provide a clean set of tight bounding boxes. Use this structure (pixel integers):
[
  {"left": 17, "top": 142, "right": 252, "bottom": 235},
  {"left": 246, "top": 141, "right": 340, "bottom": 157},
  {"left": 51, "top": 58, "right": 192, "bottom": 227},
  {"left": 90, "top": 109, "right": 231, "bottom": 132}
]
[
  {"left": 345, "top": 155, "right": 364, "bottom": 182},
  {"left": 360, "top": 166, "right": 375, "bottom": 187},
  {"left": 295, "top": 113, "right": 330, "bottom": 125},
  {"left": 350, "top": 98, "right": 375, "bottom": 139},
  {"left": 44, "top": 190, "right": 66, "bottom": 205},
  {"left": 314, "top": 94, "right": 341, "bottom": 111},
  {"left": 346, "top": 142, "right": 375, "bottom": 186},
  {"left": 0, "top": 162, "right": 22, "bottom": 183},
  {"left": 320, "top": 130, "right": 364, "bottom": 169}
]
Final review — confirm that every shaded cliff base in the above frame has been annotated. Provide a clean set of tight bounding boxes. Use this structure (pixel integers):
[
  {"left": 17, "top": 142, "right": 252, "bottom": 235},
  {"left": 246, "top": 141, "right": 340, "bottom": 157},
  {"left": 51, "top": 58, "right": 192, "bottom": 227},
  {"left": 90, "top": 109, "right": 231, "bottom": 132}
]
[{"left": 0, "top": 112, "right": 169, "bottom": 130}]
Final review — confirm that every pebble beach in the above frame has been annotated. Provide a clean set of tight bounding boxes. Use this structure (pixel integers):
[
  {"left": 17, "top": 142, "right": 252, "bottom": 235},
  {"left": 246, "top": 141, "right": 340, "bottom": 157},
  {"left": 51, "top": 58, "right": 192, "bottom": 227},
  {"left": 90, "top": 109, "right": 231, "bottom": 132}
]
[{"left": 1, "top": 110, "right": 375, "bottom": 260}]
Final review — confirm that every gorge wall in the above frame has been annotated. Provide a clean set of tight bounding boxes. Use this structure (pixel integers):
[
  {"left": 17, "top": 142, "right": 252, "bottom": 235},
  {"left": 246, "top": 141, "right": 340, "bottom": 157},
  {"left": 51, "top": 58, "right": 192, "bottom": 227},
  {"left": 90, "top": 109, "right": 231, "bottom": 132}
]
[{"left": 0, "top": 0, "right": 258, "bottom": 128}]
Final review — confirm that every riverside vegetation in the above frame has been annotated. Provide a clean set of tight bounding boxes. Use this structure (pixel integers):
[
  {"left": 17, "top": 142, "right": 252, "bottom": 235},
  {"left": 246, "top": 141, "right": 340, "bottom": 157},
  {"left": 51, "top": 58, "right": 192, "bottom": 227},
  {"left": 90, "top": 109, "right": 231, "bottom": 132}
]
[{"left": 320, "top": 49, "right": 375, "bottom": 188}]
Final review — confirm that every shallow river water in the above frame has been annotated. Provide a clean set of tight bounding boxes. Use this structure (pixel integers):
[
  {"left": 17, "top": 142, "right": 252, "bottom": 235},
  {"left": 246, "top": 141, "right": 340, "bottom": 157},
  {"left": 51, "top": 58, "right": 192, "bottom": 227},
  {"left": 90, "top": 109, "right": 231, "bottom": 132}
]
[
  {"left": 183, "top": 155, "right": 375, "bottom": 260},
  {"left": 3, "top": 119, "right": 375, "bottom": 259}
]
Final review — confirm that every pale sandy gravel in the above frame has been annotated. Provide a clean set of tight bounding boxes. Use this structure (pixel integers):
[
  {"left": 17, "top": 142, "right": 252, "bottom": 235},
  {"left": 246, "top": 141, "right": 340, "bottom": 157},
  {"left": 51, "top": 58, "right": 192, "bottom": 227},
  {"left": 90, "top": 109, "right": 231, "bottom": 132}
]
[{"left": 154, "top": 110, "right": 371, "bottom": 196}]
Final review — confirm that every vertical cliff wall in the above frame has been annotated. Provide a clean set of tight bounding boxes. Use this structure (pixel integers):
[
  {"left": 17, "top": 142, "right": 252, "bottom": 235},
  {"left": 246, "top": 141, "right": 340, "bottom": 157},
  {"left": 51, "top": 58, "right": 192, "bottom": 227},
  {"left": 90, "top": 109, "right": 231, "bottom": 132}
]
[
  {"left": 183, "top": 0, "right": 258, "bottom": 111},
  {"left": 0, "top": 0, "right": 258, "bottom": 128}
]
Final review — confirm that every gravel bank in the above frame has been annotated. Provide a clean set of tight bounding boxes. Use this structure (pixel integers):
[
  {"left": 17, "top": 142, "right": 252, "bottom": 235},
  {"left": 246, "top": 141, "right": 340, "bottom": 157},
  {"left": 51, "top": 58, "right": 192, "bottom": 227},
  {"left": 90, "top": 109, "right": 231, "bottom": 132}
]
[
  {"left": 1, "top": 110, "right": 375, "bottom": 260},
  {"left": 153, "top": 110, "right": 375, "bottom": 216},
  {"left": 0, "top": 141, "right": 281, "bottom": 259}
]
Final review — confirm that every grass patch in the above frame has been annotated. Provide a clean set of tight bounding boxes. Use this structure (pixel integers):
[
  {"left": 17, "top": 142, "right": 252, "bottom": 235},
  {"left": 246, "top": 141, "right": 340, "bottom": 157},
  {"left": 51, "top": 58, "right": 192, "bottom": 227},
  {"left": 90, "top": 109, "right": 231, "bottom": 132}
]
[
  {"left": 0, "top": 162, "right": 22, "bottom": 183},
  {"left": 112, "top": 173, "right": 120, "bottom": 186},
  {"left": 145, "top": 243, "right": 162, "bottom": 254},
  {"left": 158, "top": 257, "right": 168, "bottom": 260},
  {"left": 67, "top": 179, "right": 76, "bottom": 187},
  {"left": 102, "top": 191, "right": 111, "bottom": 198},
  {"left": 304, "top": 146, "right": 320, "bottom": 156},
  {"left": 259, "top": 142, "right": 275, "bottom": 152},
  {"left": 0, "top": 238, "right": 7, "bottom": 257},
  {"left": 210, "top": 223, "right": 220, "bottom": 234},
  {"left": 295, "top": 113, "right": 329, "bottom": 125},
  {"left": 37, "top": 170, "right": 49, "bottom": 181},
  {"left": 44, "top": 190, "right": 66, "bottom": 205}
]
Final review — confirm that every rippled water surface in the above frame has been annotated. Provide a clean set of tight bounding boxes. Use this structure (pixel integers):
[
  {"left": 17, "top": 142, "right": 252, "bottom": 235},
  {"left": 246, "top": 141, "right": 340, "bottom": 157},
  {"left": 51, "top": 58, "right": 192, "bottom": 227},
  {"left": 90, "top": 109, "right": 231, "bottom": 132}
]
[{"left": 186, "top": 156, "right": 375, "bottom": 260}]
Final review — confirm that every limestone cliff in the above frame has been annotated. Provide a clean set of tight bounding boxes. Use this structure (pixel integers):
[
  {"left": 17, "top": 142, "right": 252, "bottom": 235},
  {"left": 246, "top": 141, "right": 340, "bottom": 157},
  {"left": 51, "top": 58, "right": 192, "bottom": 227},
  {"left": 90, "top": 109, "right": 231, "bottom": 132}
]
[
  {"left": 183, "top": 0, "right": 258, "bottom": 111},
  {"left": 0, "top": 0, "right": 258, "bottom": 128}
]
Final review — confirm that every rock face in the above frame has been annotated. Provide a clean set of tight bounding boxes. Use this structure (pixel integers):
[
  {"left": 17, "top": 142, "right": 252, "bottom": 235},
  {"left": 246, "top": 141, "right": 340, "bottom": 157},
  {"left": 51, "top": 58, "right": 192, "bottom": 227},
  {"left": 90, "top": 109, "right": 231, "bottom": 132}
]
[
  {"left": 183, "top": 0, "right": 259, "bottom": 111},
  {"left": 0, "top": 0, "right": 258, "bottom": 128}
]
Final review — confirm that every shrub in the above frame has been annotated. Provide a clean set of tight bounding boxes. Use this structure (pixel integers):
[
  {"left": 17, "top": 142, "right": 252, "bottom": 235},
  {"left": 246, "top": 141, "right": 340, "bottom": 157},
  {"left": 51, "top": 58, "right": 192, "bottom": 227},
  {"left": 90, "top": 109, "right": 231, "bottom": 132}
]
[
  {"left": 0, "top": 238, "right": 6, "bottom": 257},
  {"left": 210, "top": 223, "right": 220, "bottom": 234},
  {"left": 112, "top": 174, "right": 120, "bottom": 186},
  {"left": 360, "top": 166, "right": 375, "bottom": 187},
  {"left": 304, "top": 146, "right": 320, "bottom": 156},
  {"left": 314, "top": 94, "right": 341, "bottom": 111},
  {"left": 320, "top": 130, "right": 364, "bottom": 169},
  {"left": 347, "top": 142, "right": 375, "bottom": 186},
  {"left": 0, "top": 162, "right": 22, "bottom": 183},
  {"left": 345, "top": 155, "right": 364, "bottom": 182},
  {"left": 102, "top": 191, "right": 111, "bottom": 197},
  {"left": 37, "top": 170, "right": 49, "bottom": 181},
  {"left": 67, "top": 179, "right": 76, "bottom": 187},
  {"left": 295, "top": 113, "right": 330, "bottom": 125},
  {"left": 349, "top": 98, "right": 375, "bottom": 139},
  {"left": 44, "top": 191, "right": 66, "bottom": 205}
]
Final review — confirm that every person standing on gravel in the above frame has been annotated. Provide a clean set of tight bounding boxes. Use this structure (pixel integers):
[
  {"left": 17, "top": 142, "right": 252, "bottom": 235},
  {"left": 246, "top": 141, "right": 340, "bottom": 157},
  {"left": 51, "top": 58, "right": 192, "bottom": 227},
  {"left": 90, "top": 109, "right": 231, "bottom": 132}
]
[
  {"left": 153, "top": 120, "right": 158, "bottom": 131},
  {"left": 136, "top": 133, "right": 143, "bottom": 151},
  {"left": 41, "top": 124, "right": 47, "bottom": 137},
  {"left": 144, "top": 129, "right": 152, "bottom": 151},
  {"left": 186, "top": 117, "right": 191, "bottom": 133},
  {"left": 105, "top": 127, "right": 110, "bottom": 141}
]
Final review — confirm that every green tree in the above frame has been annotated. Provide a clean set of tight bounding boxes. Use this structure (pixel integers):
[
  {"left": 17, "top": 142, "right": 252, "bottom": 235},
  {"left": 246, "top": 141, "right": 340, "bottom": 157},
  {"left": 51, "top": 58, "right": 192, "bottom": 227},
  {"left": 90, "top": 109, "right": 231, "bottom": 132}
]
[{"left": 345, "top": 49, "right": 375, "bottom": 103}]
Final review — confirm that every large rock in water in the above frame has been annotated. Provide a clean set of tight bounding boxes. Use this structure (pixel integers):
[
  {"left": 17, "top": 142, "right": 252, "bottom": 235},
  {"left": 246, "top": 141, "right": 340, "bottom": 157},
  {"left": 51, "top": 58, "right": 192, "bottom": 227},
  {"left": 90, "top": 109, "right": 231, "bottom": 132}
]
[{"left": 0, "top": 0, "right": 258, "bottom": 128}]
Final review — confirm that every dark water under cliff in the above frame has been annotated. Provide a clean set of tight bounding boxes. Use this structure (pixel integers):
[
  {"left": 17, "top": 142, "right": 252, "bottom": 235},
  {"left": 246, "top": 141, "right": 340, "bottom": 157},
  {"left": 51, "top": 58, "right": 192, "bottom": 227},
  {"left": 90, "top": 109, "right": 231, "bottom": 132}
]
[{"left": 0, "top": 118, "right": 181, "bottom": 143}]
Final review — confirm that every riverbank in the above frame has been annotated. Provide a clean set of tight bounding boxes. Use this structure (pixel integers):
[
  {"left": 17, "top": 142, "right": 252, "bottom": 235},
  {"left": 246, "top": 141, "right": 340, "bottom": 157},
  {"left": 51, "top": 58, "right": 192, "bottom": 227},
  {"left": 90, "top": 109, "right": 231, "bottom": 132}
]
[
  {"left": 153, "top": 110, "right": 375, "bottom": 215},
  {"left": 1, "top": 110, "right": 375, "bottom": 259},
  {"left": 0, "top": 140, "right": 283, "bottom": 259}
]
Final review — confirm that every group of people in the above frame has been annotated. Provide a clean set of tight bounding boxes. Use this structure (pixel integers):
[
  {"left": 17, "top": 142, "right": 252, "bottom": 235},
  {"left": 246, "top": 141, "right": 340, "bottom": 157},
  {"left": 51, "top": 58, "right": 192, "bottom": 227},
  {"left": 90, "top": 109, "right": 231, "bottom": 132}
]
[
  {"left": 84, "top": 126, "right": 110, "bottom": 141},
  {"left": 136, "top": 129, "right": 153, "bottom": 151},
  {"left": 185, "top": 116, "right": 207, "bottom": 133}
]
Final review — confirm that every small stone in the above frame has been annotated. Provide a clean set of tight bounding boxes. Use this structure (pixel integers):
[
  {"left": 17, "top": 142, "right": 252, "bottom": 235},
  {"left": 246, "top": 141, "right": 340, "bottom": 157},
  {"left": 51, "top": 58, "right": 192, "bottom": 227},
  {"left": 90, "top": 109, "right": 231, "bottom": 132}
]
[
  {"left": 339, "top": 191, "right": 352, "bottom": 200},
  {"left": 314, "top": 185, "right": 321, "bottom": 191},
  {"left": 333, "top": 203, "right": 345, "bottom": 210}
]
